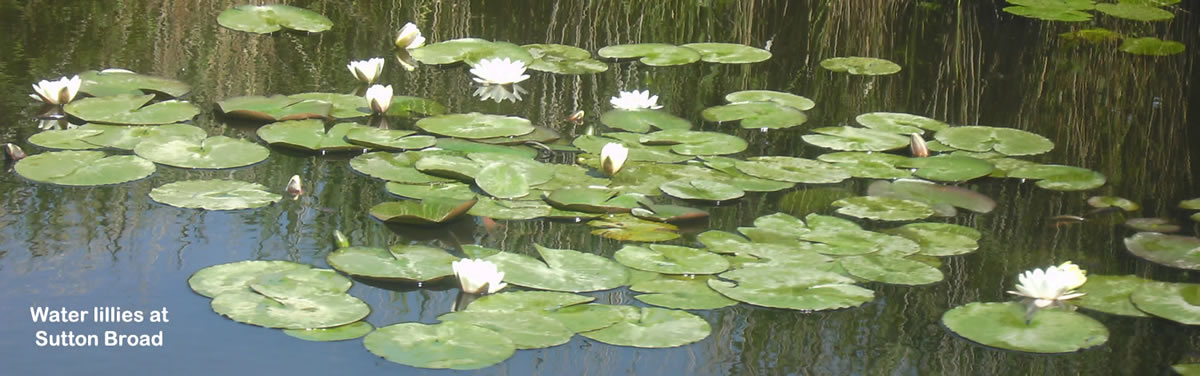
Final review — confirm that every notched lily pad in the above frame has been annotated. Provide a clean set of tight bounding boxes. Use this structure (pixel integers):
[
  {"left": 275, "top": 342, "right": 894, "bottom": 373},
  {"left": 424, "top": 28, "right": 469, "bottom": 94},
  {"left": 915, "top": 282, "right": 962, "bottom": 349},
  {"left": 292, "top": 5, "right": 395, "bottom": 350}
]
[
  {"left": 708, "top": 267, "right": 874, "bottom": 311},
  {"left": 600, "top": 110, "right": 692, "bottom": 133},
  {"left": 941, "top": 302, "right": 1109, "bottom": 353},
  {"left": 327, "top": 245, "right": 457, "bottom": 282},
  {"left": 217, "top": 4, "right": 333, "bottom": 34},
  {"left": 256, "top": 120, "right": 365, "bottom": 152},
  {"left": 78, "top": 70, "right": 191, "bottom": 98},
  {"left": 1006, "top": 164, "right": 1106, "bottom": 191},
  {"left": 27, "top": 128, "right": 104, "bottom": 150},
  {"left": 15, "top": 150, "right": 155, "bottom": 186},
  {"left": 598, "top": 43, "right": 701, "bottom": 66},
  {"left": 364, "top": 322, "right": 515, "bottom": 370},
  {"left": 284, "top": 321, "right": 374, "bottom": 342},
  {"left": 578, "top": 306, "right": 711, "bottom": 348},
  {"left": 150, "top": 180, "right": 281, "bottom": 210},
  {"left": 416, "top": 113, "right": 535, "bottom": 139},
  {"left": 589, "top": 214, "right": 681, "bottom": 242},
  {"left": 735, "top": 156, "right": 851, "bottom": 184},
  {"left": 78, "top": 123, "right": 207, "bottom": 151},
  {"left": 614, "top": 244, "right": 729, "bottom": 275},
  {"left": 1124, "top": 232, "right": 1200, "bottom": 270},
  {"left": 702, "top": 102, "right": 807, "bottom": 129},
  {"left": 135, "top": 136, "right": 269, "bottom": 169},
  {"left": 833, "top": 196, "right": 934, "bottom": 221},
  {"left": 484, "top": 244, "right": 630, "bottom": 292},
  {"left": 217, "top": 95, "right": 332, "bottom": 122},
  {"left": 838, "top": 254, "right": 944, "bottom": 285},
  {"left": 681, "top": 43, "right": 771, "bottom": 64},
  {"left": 65, "top": 94, "right": 199, "bottom": 125},
  {"left": 884, "top": 222, "right": 981, "bottom": 256},
  {"left": 369, "top": 198, "right": 476, "bottom": 225},
  {"left": 1131, "top": 281, "right": 1200, "bottom": 325},
  {"left": 856, "top": 112, "right": 949, "bottom": 134},
  {"left": 934, "top": 126, "right": 1054, "bottom": 156},
  {"left": 438, "top": 311, "right": 573, "bottom": 350},
  {"left": 1120, "top": 37, "right": 1186, "bottom": 56},
  {"left": 630, "top": 276, "right": 737, "bottom": 310},
  {"left": 1074, "top": 274, "right": 1152, "bottom": 318},
  {"left": 819, "top": 57, "right": 902, "bottom": 75},
  {"left": 802, "top": 126, "right": 911, "bottom": 152},
  {"left": 188, "top": 260, "right": 311, "bottom": 298},
  {"left": 524, "top": 44, "right": 609, "bottom": 74}
]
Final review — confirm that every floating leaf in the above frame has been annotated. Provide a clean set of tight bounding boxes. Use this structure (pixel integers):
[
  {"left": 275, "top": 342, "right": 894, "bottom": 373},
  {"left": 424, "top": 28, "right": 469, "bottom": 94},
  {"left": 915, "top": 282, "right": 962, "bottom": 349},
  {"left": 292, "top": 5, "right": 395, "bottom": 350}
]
[
  {"left": 941, "top": 302, "right": 1108, "bottom": 353},
  {"left": 833, "top": 196, "right": 934, "bottom": 221},
  {"left": 630, "top": 276, "right": 737, "bottom": 310},
  {"left": 545, "top": 304, "right": 627, "bottom": 333},
  {"left": 290, "top": 92, "right": 445, "bottom": 119},
  {"left": 150, "top": 180, "right": 281, "bottom": 210},
  {"left": 819, "top": 56, "right": 902, "bottom": 75},
  {"left": 217, "top": 4, "right": 333, "bottom": 33},
  {"left": 27, "top": 128, "right": 104, "bottom": 150},
  {"left": 934, "top": 126, "right": 1054, "bottom": 156},
  {"left": 701, "top": 102, "right": 807, "bottom": 129},
  {"left": 1006, "top": 164, "right": 1106, "bottom": 191},
  {"left": 256, "top": 120, "right": 364, "bottom": 152},
  {"left": 1120, "top": 37, "right": 1186, "bottom": 56},
  {"left": 465, "top": 291, "right": 594, "bottom": 313},
  {"left": 439, "top": 311, "right": 573, "bottom": 350},
  {"left": 1174, "top": 364, "right": 1200, "bottom": 375},
  {"left": 1087, "top": 196, "right": 1140, "bottom": 211},
  {"left": 735, "top": 156, "right": 851, "bottom": 184},
  {"left": 1131, "top": 281, "right": 1200, "bottom": 325},
  {"left": 468, "top": 197, "right": 551, "bottom": 220},
  {"left": 632, "top": 203, "right": 709, "bottom": 222},
  {"left": 867, "top": 179, "right": 996, "bottom": 215},
  {"left": 1073, "top": 275, "right": 1152, "bottom": 318},
  {"left": 15, "top": 150, "right": 155, "bottom": 186},
  {"left": 589, "top": 214, "right": 681, "bottom": 242},
  {"left": 838, "top": 255, "right": 944, "bottom": 285},
  {"left": 574, "top": 135, "right": 692, "bottom": 164},
  {"left": 725, "top": 90, "right": 814, "bottom": 110},
  {"left": 484, "top": 244, "right": 630, "bottom": 292},
  {"left": 855, "top": 112, "right": 949, "bottom": 134},
  {"left": 599, "top": 110, "right": 692, "bottom": 133},
  {"left": 78, "top": 70, "right": 191, "bottom": 98},
  {"left": 188, "top": 260, "right": 311, "bottom": 298},
  {"left": 524, "top": 43, "right": 609, "bottom": 74},
  {"left": 708, "top": 267, "right": 874, "bottom": 311},
  {"left": 386, "top": 181, "right": 475, "bottom": 201},
  {"left": 681, "top": 42, "right": 771, "bottom": 63},
  {"left": 78, "top": 123, "right": 207, "bottom": 150},
  {"left": 345, "top": 128, "right": 435, "bottom": 151},
  {"left": 614, "top": 245, "right": 729, "bottom": 275},
  {"left": 639, "top": 129, "right": 748, "bottom": 155},
  {"left": 411, "top": 38, "right": 533, "bottom": 65},
  {"left": 578, "top": 306, "right": 711, "bottom": 348},
  {"left": 816, "top": 152, "right": 912, "bottom": 179},
  {"left": 898, "top": 155, "right": 995, "bottom": 182},
  {"left": 802, "top": 126, "right": 911, "bottom": 151},
  {"left": 327, "top": 245, "right": 457, "bottom": 282},
  {"left": 1125, "top": 217, "right": 1180, "bottom": 233},
  {"left": 211, "top": 289, "right": 368, "bottom": 330},
  {"left": 416, "top": 113, "right": 535, "bottom": 139},
  {"left": 217, "top": 95, "right": 332, "bottom": 122},
  {"left": 475, "top": 162, "right": 530, "bottom": 199},
  {"left": 799, "top": 214, "right": 920, "bottom": 256},
  {"left": 598, "top": 43, "right": 701, "bottom": 66},
  {"left": 1124, "top": 232, "right": 1200, "bottom": 270},
  {"left": 885, "top": 223, "right": 981, "bottom": 256},
  {"left": 659, "top": 180, "right": 744, "bottom": 202},
  {"left": 1002, "top": 0, "right": 1094, "bottom": 22},
  {"left": 135, "top": 136, "right": 269, "bottom": 169},
  {"left": 1178, "top": 198, "right": 1200, "bottom": 210},
  {"left": 1095, "top": 3, "right": 1173, "bottom": 21},
  {"left": 349, "top": 151, "right": 452, "bottom": 184},
  {"left": 64, "top": 94, "right": 199, "bottom": 125},
  {"left": 369, "top": 198, "right": 476, "bottom": 225},
  {"left": 284, "top": 321, "right": 374, "bottom": 342},
  {"left": 544, "top": 188, "right": 632, "bottom": 213},
  {"left": 363, "top": 322, "right": 515, "bottom": 370}
]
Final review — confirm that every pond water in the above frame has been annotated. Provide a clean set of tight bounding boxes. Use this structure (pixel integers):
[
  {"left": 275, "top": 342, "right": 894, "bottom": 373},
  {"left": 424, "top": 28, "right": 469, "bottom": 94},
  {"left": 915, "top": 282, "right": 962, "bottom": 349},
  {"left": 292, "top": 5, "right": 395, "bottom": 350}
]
[{"left": 2, "top": 0, "right": 1199, "bottom": 374}]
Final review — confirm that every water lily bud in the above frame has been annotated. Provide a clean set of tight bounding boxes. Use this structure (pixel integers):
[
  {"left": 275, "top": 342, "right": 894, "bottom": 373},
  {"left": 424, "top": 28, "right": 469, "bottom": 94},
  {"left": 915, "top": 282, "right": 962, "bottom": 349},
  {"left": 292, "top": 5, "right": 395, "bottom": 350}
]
[
  {"left": 910, "top": 133, "right": 929, "bottom": 158},
  {"left": 346, "top": 58, "right": 385, "bottom": 84},
  {"left": 30, "top": 75, "right": 82, "bottom": 105},
  {"left": 333, "top": 230, "right": 350, "bottom": 249},
  {"left": 600, "top": 143, "right": 629, "bottom": 176},
  {"left": 567, "top": 110, "right": 585, "bottom": 124},
  {"left": 5, "top": 143, "right": 25, "bottom": 161},
  {"left": 365, "top": 84, "right": 393, "bottom": 114},
  {"left": 394, "top": 22, "right": 426, "bottom": 50},
  {"left": 286, "top": 175, "right": 303, "bottom": 196}
]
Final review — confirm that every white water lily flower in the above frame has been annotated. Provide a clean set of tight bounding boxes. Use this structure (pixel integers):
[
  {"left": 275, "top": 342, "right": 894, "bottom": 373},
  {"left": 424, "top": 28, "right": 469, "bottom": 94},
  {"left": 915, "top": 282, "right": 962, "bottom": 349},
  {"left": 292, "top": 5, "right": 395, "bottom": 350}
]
[
  {"left": 1007, "top": 261, "right": 1088, "bottom": 308},
  {"left": 609, "top": 90, "right": 662, "bottom": 110},
  {"left": 470, "top": 58, "right": 530, "bottom": 85},
  {"left": 600, "top": 143, "right": 629, "bottom": 176},
  {"left": 394, "top": 22, "right": 426, "bottom": 49},
  {"left": 451, "top": 258, "right": 507, "bottom": 294},
  {"left": 347, "top": 58, "right": 385, "bottom": 84},
  {"left": 365, "top": 84, "right": 393, "bottom": 114},
  {"left": 286, "top": 175, "right": 303, "bottom": 197},
  {"left": 30, "top": 75, "right": 82, "bottom": 105}
]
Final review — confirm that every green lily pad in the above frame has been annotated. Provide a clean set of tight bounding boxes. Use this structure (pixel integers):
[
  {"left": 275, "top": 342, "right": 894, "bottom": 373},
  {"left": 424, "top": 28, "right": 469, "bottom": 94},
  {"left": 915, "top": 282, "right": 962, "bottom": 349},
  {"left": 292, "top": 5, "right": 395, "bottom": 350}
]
[
  {"left": 856, "top": 112, "right": 949, "bottom": 134},
  {"left": 941, "top": 302, "right": 1109, "bottom": 353},
  {"left": 1178, "top": 198, "right": 1200, "bottom": 210},
  {"left": 290, "top": 92, "right": 445, "bottom": 119},
  {"left": 803, "top": 126, "right": 912, "bottom": 151},
  {"left": 589, "top": 214, "right": 681, "bottom": 242},
  {"left": 369, "top": 198, "right": 477, "bottom": 225},
  {"left": 78, "top": 70, "right": 191, "bottom": 98},
  {"left": 630, "top": 275, "right": 737, "bottom": 310},
  {"left": 799, "top": 214, "right": 920, "bottom": 256},
  {"left": 1095, "top": 2, "right": 1173, "bottom": 21},
  {"left": 344, "top": 128, "right": 434, "bottom": 151},
  {"left": 386, "top": 181, "right": 475, "bottom": 201},
  {"left": 884, "top": 223, "right": 981, "bottom": 256},
  {"left": 544, "top": 188, "right": 630, "bottom": 213},
  {"left": 819, "top": 57, "right": 902, "bottom": 75},
  {"left": 597, "top": 43, "right": 701, "bottom": 66},
  {"left": 363, "top": 322, "right": 515, "bottom": 370},
  {"left": 545, "top": 304, "right": 627, "bottom": 333},
  {"left": 416, "top": 113, "right": 534, "bottom": 139},
  {"left": 1173, "top": 364, "right": 1200, "bottom": 375},
  {"left": 599, "top": 110, "right": 692, "bottom": 133},
  {"left": 78, "top": 123, "right": 207, "bottom": 150},
  {"left": 1124, "top": 232, "right": 1200, "bottom": 270},
  {"left": 135, "top": 136, "right": 269, "bottom": 169},
  {"left": 246, "top": 267, "right": 353, "bottom": 297},
  {"left": 638, "top": 129, "right": 748, "bottom": 155},
  {"left": 217, "top": 4, "right": 333, "bottom": 33},
  {"left": 256, "top": 120, "right": 364, "bottom": 152},
  {"left": 439, "top": 311, "right": 573, "bottom": 350},
  {"left": 467, "top": 198, "right": 550, "bottom": 220},
  {"left": 867, "top": 179, "right": 996, "bottom": 215},
  {"left": 838, "top": 254, "right": 944, "bottom": 285},
  {"left": 709, "top": 267, "right": 874, "bottom": 311},
  {"left": 1073, "top": 275, "right": 1152, "bottom": 318},
  {"left": 659, "top": 180, "right": 744, "bottom": 202},
  {"left": 816, "top": 152, "right": 912, "bottom": 179},
  {"left": 64, "top": 94, "right": 199, "bottom": 125},
  {"left": 465, "top": 291, "right": 595, "bottom": 313},
  {"left": 701, "top": 102, "right": 807, "bottom": 129},
  {"left": 484, "top": 244, "right": 630, "bottom": 292},
  {"left": 681, "top": 43, "right": 771, "bottom": 64},
  {"left": 735, "top": 156, "right": 851, "bottom": 184},
  {"left": 1003, "top": 0, "right": 1095, "bottom": 22},
  {"left": 284, "top": 321, "right": 374, "bottom": 342},
  {"left": 211, "top": 289, "right": 368, "bottom": 329},
  {"left": 1087, "top": 196, "right": 1140, "bottom": 211},
  {"left": 410, "top": 38, "right": 533, "bottom": 65},
  {"left": 934, "top": 126, "right": 1054, "bottom": 156},
  {"left": 524, "top": 44, "right": 609, "bottom": 74},
  {"left": 349, "top": 151, "right": 452, "bottom": 184},
  {"left": 1120, "top": 37, "right": 1186, "bottom": 56},
  {"left": 578, "top": 306, "right": 711, "bottom": 348},
  {"left": 188, "top": 260, "right": 311, "bottom": 298},
  {"left": 326, "top": 245, "right": 457, "bottom": 282},
  {"left": 833, "top": 196, "right": 935, "bottom": 221},
  {"left": 15, "top": 150, "right": 155, "bottom": 186},
  {"left": 1006, "top": 164, "right": 1106, "bottom": 191},
  {"left": 574, "top": 136, "right": 692, "bottom": 165},
  {"left": 725, "top": 90, "right": 815, "bottom": 110},
  {"left": 217, "top": 95, "right": 332, "bottom": 122},
  {"left": 468, "top": 152, "right": 554, "bottom": 185},
  {"left": 27, "top": 128, "right": 104, "bottom": 150},
  {"left": 1131, "top": 281, "right": 1200, "bottom": 325},
  {"left": 149, "top": 180, "right": 281, "bottom": 210},
  {"left": 898, "top": 154, "right": 995, "bottom": 182},
  {"left": 1125, "top": 218, "right": 1180, "bottom": 233},
  {"left": 474, "top": 162, "right": 530, "bottom": 199},
  {"left": 614, "top": 245, "right": 729, "bottom": 275}
]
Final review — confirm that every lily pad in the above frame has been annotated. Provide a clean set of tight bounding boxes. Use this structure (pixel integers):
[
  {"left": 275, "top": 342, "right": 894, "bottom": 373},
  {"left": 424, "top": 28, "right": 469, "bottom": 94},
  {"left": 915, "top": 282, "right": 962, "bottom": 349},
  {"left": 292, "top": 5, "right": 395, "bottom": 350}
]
[
  {"left": 832, "top": 196, "right": 934, "bottom": 221},
  {"left": 349, "top": 151, "right": 452, "bottom": 184},
  {"left": 726, "top": 90, "right": 814, "bottom": 111},
  {"left": 291, "top": 92, "right": 445, "bottom": 119},
  {"left": 363, "top": 322, "right": 515, "bottom": 370},
  {"left": 149, "top": 180, "right": 281, "bottom": 210},
  {"left": 327, "top": 245, "right": 457, "bottom": 282},
  {"left": 1130, "top": 281, "right": 1200, "bottom": 325},
  {"left": 1095, "top": 3, "right": 1173, "bottom": 21},
  {"left": 78, "top": 123, "right": 207, "bottom": 150},
  {"left": 884, "top": 223, "right": 981, "bottom": 256},
  {"left": 369, "top": 198, "right": 476, "bottom": 225},
  {"left": 284, "top": 321, "right": 374, "bottom": 342},
  {"left": 1087, "top": 196, "right": 1140, "bottom": 211},
  {"left": 211, "top": 289, "right": 368, "bottom": 330},
  {"left": 465, "top": 291, "right": 594, "bottom": 313},
  {"left": 467, "top": 198, "right": 551, "bottom": 220},
  {"left": 484, "top": 244, "right": 630, "bottom": 292},
  {"left": 411, "top": 38, "right": 533, "bottom": 65},
  {"left": 838, "top": 254, "right": 944, "bottom": 285},
  {"left": 573, "top": 136, "right": 692, "bottom": 164},
  {"left": 217, "top": 95, "right": 332, "bottom": 122},
  {"left": 1124, "top": 232, "right": 1200, "bottom": 270},
  {"left": 802, "top": 126, "right": 912, "bottom": 151},
  {"left": 598, "top": 43, "right": 701, "bottom": 66},
  {"left": 438, "top": 311, "right": 573, "bottom": 350},
  {"left": 638, "top": 129, "right": 748, "bottom": 155},
  {"left": 1002, "top": 0, "right": 1094, "bottom": 22},
  {"left": 344, "top": 128, "right": 435, "bottom": 151},
  {"left": 188, "top": 260, "right": 311, "bottom": 298},
  {"left": 475, "top": 163, "right": 530, "bottom": 199},
  {"left": 934, "top": 126, "right": 1054, "bottom": 156},
  {"left": 27, "top": 128, "right": 104, "bottom": 150},
  {"left": 524, "top": 44, "right": 609, "bottom": 74},
  {"left": 64, "top": 94, "right": 199, "bottom": 125},
  {"left": 1125, "top": 218, "right": 1180, "bottom": 233},
  {"left": 256, "top": 120, "right": 364, "bottom": 152},
  {"left": 681, "top": 43, "right": 771, "bottom": 64},
  {"left": 660, "top": 180, "right": 744, "bottom": 202},
  {"left": 78, "top": 70, "right": 192, "bottom": 98},
  {"left": 708, "top": 267, "right": 874, "bottom": 311},
  {"left": 578, "top": 306, "right": 711, "bottom": 348},
  {"left": 819, "top": 57, "right": 902, "bottom": 75},
  {"left": 701, "top": 102, "right": 807, "bottom": 129},
  {"left": 599, "top": 110, "right": 692, "bottom": 133},
  {"left": 630, "top": 276, "right": 738, "bottom": 310},
  {"left": 614, "top": 245, "right": 729, "bottom": 275},
  {"left": 589, "top": 214, "right": 681, "bottom": 242},
  {"left": 735, "top": 156, "right": 851, "bottom": 184},
  {"left": 816, "top": 152, "right": 912, "bottom": 179},
  {"left": 135, "top": 136, "right": 269, "bottom": 169},
  {"left": 1073, "top": 275, "right": 1152, "bottom": 318},
  {"left": 544, "top": 188, "right": 632, "bottom": 213},
  {"left": 898, "top": 155, "right": 995, "bottom": 182},
  {"left": 15, "top": 150, "right": 155, "bottom": 186},
  {"left": 867, "top": 179, "right": 996, "bottom": 215},
  {"left": 1120, "top": 37, "right": 1186, "bottom": 56},
  {"left": 544, "top": 304, "right": 628, "bottom": 333},
  {"left": 798, "top": 214, "right": 920, "bottom": 256},
  {"left": 631, "top": 203, "right": 709, "bottom": 223},
  {"left": 1006, "top": 164, "right": 1106, "bottom": 191},
  {"left": 941, "top": 302, "right": 1109, "bottom": 353},
  {"left": 385, "top": 181, "right": 476, "bottom": 201},
  {"left": 217, "top": 4, "right": 333, "bottom": 33},
  {"left": 856, "top": 112, "right": 949, "bottom": 134},
  {"left": 1181, "top": 198, "right": 1200, "bottom": 210},
  {"left": 416, "top": 113, "right": 534, "bottom": 139}
]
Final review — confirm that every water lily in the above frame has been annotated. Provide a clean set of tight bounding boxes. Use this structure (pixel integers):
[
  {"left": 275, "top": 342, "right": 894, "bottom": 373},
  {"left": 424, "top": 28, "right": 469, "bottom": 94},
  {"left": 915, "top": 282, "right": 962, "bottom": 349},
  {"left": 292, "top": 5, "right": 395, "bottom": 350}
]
[
  {"left": 451, "top": 258, "right": 506, "bottom": 294},
  {"left": 610, "top": 90, "right": 662, "bottom": 110},
  {"left": 30, "top": 75, "right": 82, "bottom": 105},
  {"left": 347, "top": 58, "right": 385, "bottom": 84},
  {"left": 365, "top": 84, "right": 393, "bottom": 114},
  {"left": 910, "top": 133, "right": 929, "bottom": 158},
  {"left": 600, "top": 142, "right": 629, "bottom": 176},
  {"left": 394, "top": 22, "right": 426, "bottom": 50},
  {"left": 470, "top": 58, "right": 530, "bottom": 85},
  {"left": 5, "top": 143, "right": 25, "bottom": 161},
  {"left": 473, "top": 83, "right": 526, "bottom": 103},
  {"left": 1007, "top": 261, "right": 1087, "bottom": 308},
  {"left": 286, "top": 175, "right": 303, "bottom": 198}
]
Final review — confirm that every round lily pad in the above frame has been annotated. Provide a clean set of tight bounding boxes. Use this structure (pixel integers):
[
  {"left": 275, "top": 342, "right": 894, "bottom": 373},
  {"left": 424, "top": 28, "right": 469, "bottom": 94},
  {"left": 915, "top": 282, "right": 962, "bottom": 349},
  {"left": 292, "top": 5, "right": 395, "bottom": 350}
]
[
  {"left": 1178, "top": 198, "right": 1200, "bottom": 210},
  {"left": 411, "top": 38, "right": 533, "bottom": 66},
  {"left": 217, "top": 95, "right": 332, "bottom": 122},
  {"left": 78, "top": 69, "right": 191, "bottom": 98},
  {"left": 578, "top": 306, "right": 711, "bottom": 348},
  {"left": 217, "top": 4, "right": 333, "bottom": 33},
  {"left": 256, "top": 120, "right": 364, "bottom": 152},
  {"left": 284, "top": 321, "right": 374, "bottom": 342},
  {"left": 934, "top": 126, "right": 1054, "bottom": 156},
  {"left": 363, "top": 322, "right": 515, "bottom": 370},
  {"left": 1174, "top": 364, "right": 1200, "bottom": 375},
  {"left": 1002, "top": 3, "right": 1093, "bottom": 22},
  {"left": 638, "top": 129, "right": 748, "bottom": 155},
  {"left": 819, "top": 57, "right": 901, "bottom": 75},
  {"left": 211, "top": 288, "right": 369, "bottom": 330},
  {"left": 484, "top": 244, "right": 629, "bottom": 292},
  {"left": 735, "top": 156, "right": 851, "bottom": 184},
  {"left": 660, "top": 180, "right": 744, "bottom": 202},
  {"left": 326, "top": 246, "right": 457, "bottom": 282},
  {"left": 78, "top": 123, "right": 207, "bottom": 150},
  {"left": 544, "top": 304, "right": 627, "bottom": 333},
  {"left": 438, "top": 311, "right": 573, "bottom": 350},
  {"left": 475, "top": 162, "right": 530, "bottom": 199},
  {"left": 884, "top": 223, "right": 981, "bottom": 256},
  {"left": 544, "top": 188, "right": 629, "bottom": 213},
  {"left": 702, "top": 102, "right": 807, "bottom": 129},
  {"left": 599, "top": 110, "right": 692, "bottom": 133},
  {"left": 27, "top": 128, "right": 104, "bottom": 150},
  {"left": 898, "top": 154, "right": 995, "bottom": 182},
  {"left": 188, "top": 260, "right": 311, "bottom": 298},
  {"left": 725, "top": 90, "right": 815, "bottom": 110},
  {"left": 15, "top": 150, "right": 155, "bottom": 186},
  {"left": 290, "top": 92, "right": 445, "bottom": 119},
  {"left": 708, "top": 267, "right": 874, "bottom": 311},
  {"left": 681, "top": 43, "right": 771, "bottom": 64},
  {"left": 614, "top": 245, "right": 729, "bottom": 275},
  {"left": 941, "top": 302, "right": 1109, "bottom": 353},
  {"left": 349, "top": 151, "right": 452, "bottom": 184},
  {"left": 867, "top": 179, "right": 996, "bottom": 215},
  {"left": 64, "top": 94, "right": 199, "bottom": 125},
  {"left": 1095, "top": 3, "right": 1173, "bottom": 21},
  {"left": 135, "top": 136, "right": 269, "bottom": 169},
  {"left": 369, "top": 198, "right": 476, "bottom": 225},
  {"left": 1006, "top": 164, "right": 1106, "bottom": 191},
  {"left": 597, "top": 43, "right": 701, "bottom": 66},
  {"left": 589, "top": 214, "right": 681, "bottom": 242},
  {"left": 856, "top": 112, "right": 949, "bottom": 134},
  {"left": 1120, "top": 37, "right": 1186, "bottom": 56},
  {"left": 802, "top": 126, "right": 911, "bottom": 151},
  {"left": 832, "top": 196, "right": 935, "bottom": 221},
  {"left": 344, "top": 128, "right": 435, "bottom": 151},
  {"left": 1131, "top": 281, "right": 1200, "bottom": 325},
  {"left": 524, "top": 43, "right": 609, "bottom": 74},
  {"left": 465, "top": 291, "right": 594, "bottom": 313},
  {"left": 630, "top": 276, "right": 737, "bottom": 310},
  {"left": 1073, "top": 275, "right": 1152, "bottom": 318},
  {"left": 1124, "top": 232, "right": 1200, "bottom": 270},
  {"left": 1087, "top": 196, "right": 1140, "bottom": 211},
  {"left": 385, "top": 181, "right": 475, "bottom": 201},
  {"left": 1125, "top": 218, "right": 1180, "bottom": 233},
  {"left": 839, "top": 254, "right": 944, "bottom": 285},
  {"left": 150, "top": 180, "right": 281, "bottom": 210},
  {"left": 416, "top": 113, "right": 534, "bottom": 139}
]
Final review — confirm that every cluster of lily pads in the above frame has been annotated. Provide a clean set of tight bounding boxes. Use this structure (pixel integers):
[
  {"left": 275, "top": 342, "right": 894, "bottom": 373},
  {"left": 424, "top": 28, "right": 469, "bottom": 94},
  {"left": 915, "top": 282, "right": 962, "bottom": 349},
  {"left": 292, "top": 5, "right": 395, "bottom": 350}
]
[{"left": 1003, "top": 0, "right": 1187, "bottom": 56}]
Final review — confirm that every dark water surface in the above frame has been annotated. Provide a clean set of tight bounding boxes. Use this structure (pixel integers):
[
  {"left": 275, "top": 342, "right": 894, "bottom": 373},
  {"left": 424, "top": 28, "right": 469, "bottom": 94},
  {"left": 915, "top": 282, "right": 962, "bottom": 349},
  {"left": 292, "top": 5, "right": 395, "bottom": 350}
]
[{"left": 1, "top": 0, "right": 1198, "bottom": 375}]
